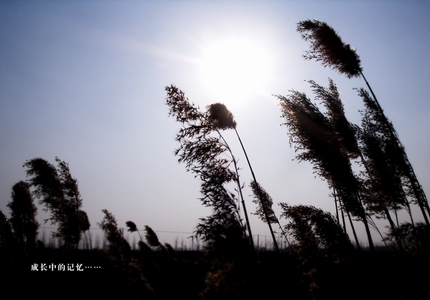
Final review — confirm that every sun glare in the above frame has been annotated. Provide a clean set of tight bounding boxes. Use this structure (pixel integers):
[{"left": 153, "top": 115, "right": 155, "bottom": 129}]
[{"left": 197, "top": 36, "right": 273, "bottom": 103}]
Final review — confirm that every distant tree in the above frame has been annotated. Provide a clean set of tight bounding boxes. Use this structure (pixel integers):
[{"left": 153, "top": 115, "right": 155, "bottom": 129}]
[
  {"left": 297, "top": 19, "right": 430, "bottom": 225},
  {"left": 0, "top": 210, "right": 18, "bottom": 263},
  {"left": 23, "top": 157, "right": 90, "bottom": 249},
  {"left": 0, "top": 211, "right": 14, "bottom": 244},
  {"left": 7, "top": 181, "right": 39, "bottom": 251}
]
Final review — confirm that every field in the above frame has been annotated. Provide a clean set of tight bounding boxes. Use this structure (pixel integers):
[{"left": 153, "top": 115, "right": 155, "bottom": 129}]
[{"left": 4, "top": 245, "right": 430, "bottom": 300}]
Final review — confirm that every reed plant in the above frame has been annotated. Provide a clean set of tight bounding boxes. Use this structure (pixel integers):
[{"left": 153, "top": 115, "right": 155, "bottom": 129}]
[
  {"left": 23, "top": 157, "right": 90, "bottom": 249},
  {"left": 278, "top": 88, "right": 375, "bottom": 250},
  {"left": 126, "top": 220, "right": 143, "bottom": 241},
  {"left": 250, "top": 180, "right": 290, "bottom": 247},
  {"left": 165, "top": 85, "right": 252, "bottom": 257},
  {"left": 297, "top": 19, "right": 430, "bottom": 225},
  {"left": 98, "top": 209, "right": 131, "bottom": 263},
  {"left": 308, "top": 80, "right": 390, "bottom": 242},
  {"left": 279, "top": 203, "right": 353, "bottom": 257},
  {"left": 207, "top": 103, "right": 282, "bottom": 252}
]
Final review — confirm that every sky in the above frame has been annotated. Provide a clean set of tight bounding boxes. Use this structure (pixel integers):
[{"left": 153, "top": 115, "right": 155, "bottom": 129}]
[{"left": 1, "top": 0, "right": 430, "bottom": 248}]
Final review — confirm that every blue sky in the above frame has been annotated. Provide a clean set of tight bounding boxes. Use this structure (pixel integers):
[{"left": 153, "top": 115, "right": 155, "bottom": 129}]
[{"left": 1, "top": 1, "right": 430, "bottom": 247}]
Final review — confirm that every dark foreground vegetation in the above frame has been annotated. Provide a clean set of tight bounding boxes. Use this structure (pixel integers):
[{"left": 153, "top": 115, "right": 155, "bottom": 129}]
[
  {"left": 3, "top": 245, "right": 430, "bottom": 299},
  {"left": 2, "top": 19, "right": 430, "bottom": 299}
]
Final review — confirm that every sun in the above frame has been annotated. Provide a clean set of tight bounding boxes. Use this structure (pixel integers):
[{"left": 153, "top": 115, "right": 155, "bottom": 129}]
[{"left": 197, "top": 36, "right": 273, "bottom": 103}]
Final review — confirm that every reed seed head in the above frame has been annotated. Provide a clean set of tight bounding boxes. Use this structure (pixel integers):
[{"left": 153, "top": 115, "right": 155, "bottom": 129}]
[
  {"left": 207, "top": 103, "right": 237, "bottom": 130},
  {"left": 297, "top": 19, "right": 362, "bottom": 78}
]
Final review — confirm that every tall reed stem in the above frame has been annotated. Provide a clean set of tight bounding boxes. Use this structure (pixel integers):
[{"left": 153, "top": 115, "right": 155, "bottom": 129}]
[
  {"left": 217, "top": 131, "right": 255, "bottom": 248},
  {"left": 233, "top": 128, "right": 280, "bottom": 253}
]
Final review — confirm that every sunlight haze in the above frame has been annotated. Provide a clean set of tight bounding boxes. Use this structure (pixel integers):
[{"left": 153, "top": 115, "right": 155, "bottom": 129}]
[{"left": 198, "top": 36, "right": 274, "bottom": 103}]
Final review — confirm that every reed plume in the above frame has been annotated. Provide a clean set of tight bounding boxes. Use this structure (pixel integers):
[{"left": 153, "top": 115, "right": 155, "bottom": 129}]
[
  {"left": 126, "top": 220, "right": 144, "bottom": 243},
  {"left": 144, "top": 225, "right": 161, "bottom": 248},
  {"left": 207, "top": 103, "right": 237, "bottom": 130},
  {"left": 297, "top": 19, "right": 362, "bottom": 78}
]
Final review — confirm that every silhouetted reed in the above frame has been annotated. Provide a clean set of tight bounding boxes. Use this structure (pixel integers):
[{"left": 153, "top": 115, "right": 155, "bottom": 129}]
[
  {"left": 207, "top": 102, "right": 281, "bottom": 252},
  {"left": 23, "top": 157, "right": 90, "bottom": 249},
  {"left": 166, "top": 85, "right": 252, "bottom": 256},
  {"left": 357, "top": 88, "right": 423, "bottom": 222},
  {"left": 308, "top": 79, "right": 360, "bottom": 159},
  {"left": 126, "top": 220, "right": 143, "bottom": 241},
  {"left": 250, "top": 180, "right": 290, "bottom": 246},
  {"left": 297, "top": 19, "right": 362, "bottom": 78},
  {"left": 297, "top": 19, "right": 430, "bottom": 226},
  {"left": 280, "top": 203, "right": 353, "bottom": 257},
  {"left": 99, "top": 209, "right": 131, "bottom": 263},
  {"left": 278, "top": 88, "right": 375, "bottom": 250}
]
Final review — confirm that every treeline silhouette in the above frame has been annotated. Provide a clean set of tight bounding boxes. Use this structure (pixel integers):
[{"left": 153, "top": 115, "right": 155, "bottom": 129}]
[{"left": 1, "top": 19, "right": 430, "bottom": 299}]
